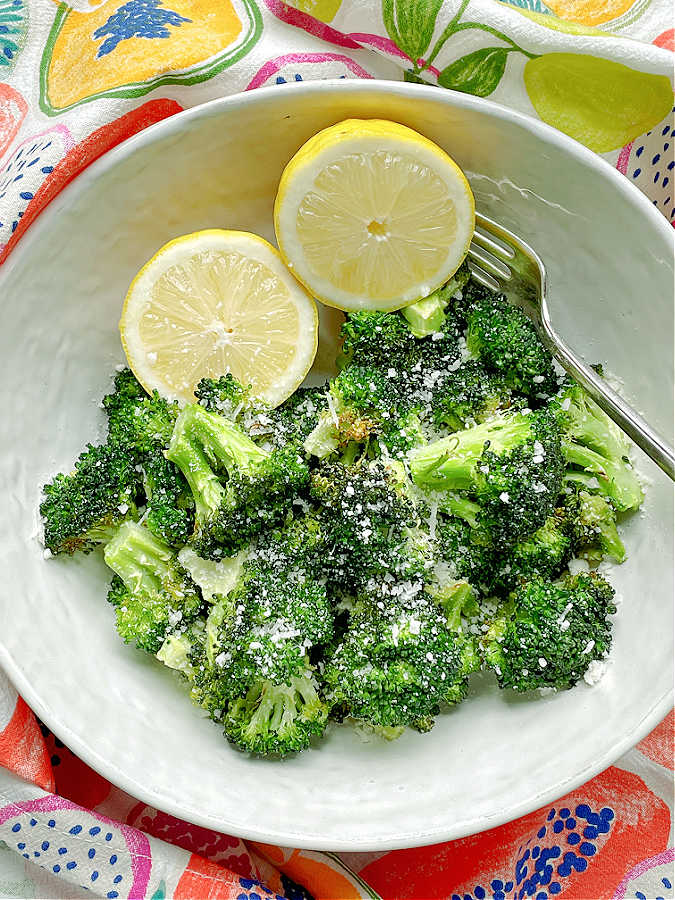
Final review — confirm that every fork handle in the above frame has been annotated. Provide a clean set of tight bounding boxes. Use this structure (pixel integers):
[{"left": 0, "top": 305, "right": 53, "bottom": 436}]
[{"left": 539, "top": 320, "right": 675, "bottom": 481}]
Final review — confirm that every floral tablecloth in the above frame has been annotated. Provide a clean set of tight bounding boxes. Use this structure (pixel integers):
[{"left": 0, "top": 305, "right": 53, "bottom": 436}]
[{"left": 0, "top": 0, "right": 673, "bottom": 897}]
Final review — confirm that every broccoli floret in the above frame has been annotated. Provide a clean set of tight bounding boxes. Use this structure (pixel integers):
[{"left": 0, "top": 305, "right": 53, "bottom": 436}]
[
  {"left": 338, "top": 310, "right": 419, "bottom": 372},
  {"left": 103, "top": 521, "right": 202, "bottom": 653},
  {"left": 309, "top": 460, "right": 420, "bottom": 590},
  {"left": 436, "top": 516, "right": 496, "bottom": 592},
  {"left": 304, "top": 366, "right": 398, "bottom": 458},
  {"left": 410, "top": 409, "right": 564, "bottom": 549},
  {"left": 426, "top": 579, "right": 481, "bottom": 698},
  {"left": 166, "top": 404, "right": 310, "bottom": 558},
  {"left": 483, "top": 572, "right": 616, "bottom": 691},
  {"left": 102, "top": 366, "right": 145, "bottom": 410},
  {"left": 103, "top": 368, "right": 179, "bottom": 450},
  {"left": 489, "top": 514, "right": 572, "bottom": 595},
  {"left": 330, "top": 306, "right": 475, "bottom": 451},
  {"left": 401, "top": 261, "right": 472, "bottom": 338},
  {"left": 224, "top": 667, "right": 329, "bottom": 757},
  {"left": 187, "top": 524, "right": 333, "bottom": 755},
  {"left": 339, "top": 309, "right": 462, "bottom": 384},
  {"left": 466, "top": 292, "right": 558, "bottom": 398},
  {"left": 555, "top": 381, "right": 643, "bottom": 513},
  {"left": 191, "top": 523, "right": 332, "bottom": 701},
  {"left": 141, "top": 453, "right": 195, "bottom": 547},
  {"left": 324, "top": 596, "right": 469, "bottom": 734},
  {"left": 41, "top": 443, "right": 140, "bottom": 555},
  {"left": 432, "top": 360, "right": 513, "bottom": 431},
  {"left": 562, "top": 487, "right": 626, "bottom": 563},
  {"left": 196, "top": 375, "right": 331, "bottom": 453},
  {"left": 103, "top": 368, "right": 193, "bottom": 546},
  {"left": 437, "top": 499, "right": 569, "bottom": 595},
  {"left": 253, "top": 386, "right": 329, "bottom": 450},
  {"left": 194, "top": 373, "right": 263, "bottom": 419}
]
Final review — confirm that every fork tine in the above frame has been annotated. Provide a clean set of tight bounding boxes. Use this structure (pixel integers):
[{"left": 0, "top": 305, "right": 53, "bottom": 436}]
[
  {"left": 466, "top": 259, "right": 501, "bottom": 292},
  {"left": 467, "top": 243, "right": 512, "bottom": 281},
  {"left": 471, "top": 226, "right": 515, "bottom": 261}
]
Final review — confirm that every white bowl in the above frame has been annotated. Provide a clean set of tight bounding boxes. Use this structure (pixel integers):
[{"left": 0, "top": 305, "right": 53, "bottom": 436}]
[{"left": 0, "top": 81, "right": 672, "bottom": 851}]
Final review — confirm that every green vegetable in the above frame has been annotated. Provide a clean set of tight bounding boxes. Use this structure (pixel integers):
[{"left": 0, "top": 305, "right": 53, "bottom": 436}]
[
  {"left": 410, "top": 409, "right": 564, "bottom": 549},
  {"left": 104, "top": 521, "right": 202, "bottom": 653},
  {"left": 483, "top": 572, "right": 616, "bottom": 691},
  {"left": 41, "top": 443, "right": 140, "bottom": 555},
  {"left": 555, "top": 380, "right": 643, "bottom": 512},
  {"left": 41, "top": 269, "right": 641, "bottom": 757},
  {"left": 466, "top": 288, "right": 558, "bottom": 398},
  {"left": 166, "top": 404, "right": 309, "bottom": 558}
]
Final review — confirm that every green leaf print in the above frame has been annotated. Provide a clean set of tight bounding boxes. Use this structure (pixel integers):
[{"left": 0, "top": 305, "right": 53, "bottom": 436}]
[
  {"left": 438, "top": 46, "right": 508, "bottom": 96},
  {"left": 382, "top": 0, "right": 444, "bottom": 62}
]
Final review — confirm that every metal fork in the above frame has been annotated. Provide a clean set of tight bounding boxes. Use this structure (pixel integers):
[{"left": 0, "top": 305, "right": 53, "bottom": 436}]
[{"left": 467, "top": 212, "right": 675, "bottom": 481}]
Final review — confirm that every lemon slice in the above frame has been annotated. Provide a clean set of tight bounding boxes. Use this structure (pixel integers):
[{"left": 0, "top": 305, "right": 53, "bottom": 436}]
[
  {"left": 120, "top": 230, "right": 318, "bottom": 407},
  {"left": 274, "top": 119, "right": 475, "bottom": 312}
]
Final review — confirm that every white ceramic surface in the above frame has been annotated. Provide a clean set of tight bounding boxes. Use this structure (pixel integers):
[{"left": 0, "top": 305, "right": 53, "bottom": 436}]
[{"left": 0, "top": 82, "right": 672, "bottom": 851}]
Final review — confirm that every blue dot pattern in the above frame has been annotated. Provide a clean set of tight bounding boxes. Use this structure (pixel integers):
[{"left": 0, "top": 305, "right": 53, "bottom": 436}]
[
  {"left": 629, "top": 107, "right": 675, "bottom": 220},
  {"left": 422, "top": 804, "right": 615, "bottom": 899},
  {"left": 0, "top": 809, "right": 132, "bottom": 897}
]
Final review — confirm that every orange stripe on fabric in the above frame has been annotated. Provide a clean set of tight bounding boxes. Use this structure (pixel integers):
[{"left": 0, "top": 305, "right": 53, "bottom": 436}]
[
  {"left": 636, "top": 709, "right": 674, "bottom": 770},
  {"left": 174, "top": 852, "right": 247, "bottom": 900},
  {"left": 0, "top": 697, "right": 55, "bottom": 791}
]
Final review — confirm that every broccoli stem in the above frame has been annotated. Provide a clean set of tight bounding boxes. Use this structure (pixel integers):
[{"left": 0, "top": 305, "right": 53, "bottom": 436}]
[
  {"left": 157, "top": 631, "right": 198, "bottom": 676},
  {"left": 567, "top": 397, "right": 631, "bottom": 462},
  {"left": 304, "top": 412, "right": 340, "bottom": 459},
  {"left": 402, "top": 288, "right": 447, "bottom": 338},
  {"left": 165, "top": 429, "right": 226, "bottom": 527},
  {"left": 409, "top": 415, "right": 532, "bottom": 490},
  {"left": 562, "top": 440, "right": 642, "bottom": 512},
  {"left": 340, "top": 441, "right": 362, "bottom": 466},
  {"left": 103, "top": 521, "right": 177, "bottom": 595},
  {"left": 429, "top": 579, "right": 476, "bottom": 631},
  {"left": 578, "top": 491, "right": 626, "bottom": 563},
  {"left": 176, "top": 405, "right": 269, "bottom": 474},
  {"left": 402, "top": 264, "right": 471, "bottom": 338},
  {"left": 437, "top": 493, "right": 481, "bottom": 528}
]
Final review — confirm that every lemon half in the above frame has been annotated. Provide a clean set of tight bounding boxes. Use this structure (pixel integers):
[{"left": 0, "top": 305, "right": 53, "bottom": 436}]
[
  {"left": 120, "top": 230, "right": 318, "bottom": 407},
  {"left": 274, "top": 119, "right": 475, "bottom": 312}
]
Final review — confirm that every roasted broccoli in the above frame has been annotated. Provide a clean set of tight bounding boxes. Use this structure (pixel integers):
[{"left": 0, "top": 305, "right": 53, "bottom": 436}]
[
  {"left": 431, "top": 360, "right": 514, "bottom": 431},
  {"left": 104, "top": 368, "right": 194, "bottom": 546},
  {"left": 41, "top": 443, "right": 140, "bottom": 555},
  {"left": 309, "top": 460, "right": 421, "bottom": 591},
  {"left": 555, "top": 381, "right": 643, "bottom": 513},
  {"left": 324, "top": 595, "right": 471, "bottom": 735},
  {"left": 410, "top": 409, "right": 564, "bottom": 549},
  {"left": 466, "top": 290, "right": 558, "bottom": 398},
  {"left": 166, "top": 404, "right": 309, "bottom": 557},
  {"left": 224, "top": 669, "right": 329, "bottom": 757},
  {"left": 483, "top": 572, "right": 616, "bottom": 691},
  {"left": 103, "top": 521, "right": 202, "bottom": 653},
  {"left": 562, "top": 487, "right": 626, "bottom": 563},
  {"left": 41, "top": 262, "right": 643, "bottom": 758},
  {"left": 103, "top": 368, "right": 179, "bottom": 450},
  {"left": 401, "top": 261, "right": 472, "bottom": 338},
  {"left": 194, "top": 373, "right": 262, "bottom": 420},
  {"left": 189, "top": 524, "right": 332, "bottom": 756},
  {"left": 304, "top": 365, "right": 390, "bottom": 458}
]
